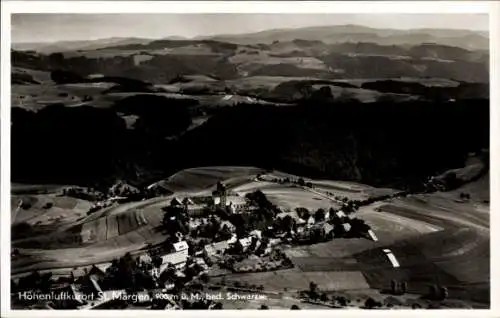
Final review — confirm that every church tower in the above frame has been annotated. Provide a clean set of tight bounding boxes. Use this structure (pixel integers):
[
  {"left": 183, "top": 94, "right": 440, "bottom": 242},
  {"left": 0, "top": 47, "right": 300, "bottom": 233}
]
[{"left": 216, "top": 181, "right": 227, "bottom": 208}]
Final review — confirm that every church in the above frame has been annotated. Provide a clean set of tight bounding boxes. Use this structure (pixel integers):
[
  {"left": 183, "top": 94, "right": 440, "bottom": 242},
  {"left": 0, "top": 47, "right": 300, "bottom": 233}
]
[{"left": 211, "top": 181, "right": 247, "bottom": 213}]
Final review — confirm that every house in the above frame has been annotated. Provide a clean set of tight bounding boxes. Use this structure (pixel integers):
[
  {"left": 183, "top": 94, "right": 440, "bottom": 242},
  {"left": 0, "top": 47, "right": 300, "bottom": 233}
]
[
  {"left": 159, "top": 251, "right": 189, "bottom": 271},
  {"left": 322, "top": 223, "right": 334, "bottom": 237},
  {"left": 179, "top": 197, "right": 207, "bottom": 216},
  {"left": 150, "top": 267, "right": 160, "bottom": 279},
  {"left": 194, "top": 257, "right": 208, "bottom": 269},
  {"left": 306, "top": 216, "right": 315, "bottom": 227},
  {"left": 94, "top": 263, "right": 112, "bottom": 274},
  {"left": 268, "top": 238, "right": 281, "bottom": 246},
  {"left": 336, "top": 211, "right": 347, "bottom": 218},
  {"left": 139, "top": 254, "right": 153, "bottom": 264},
  {"left": 297, "top": 218, "right": 307, "bottom": 225},
  {"left": 50, "top": 284, "right": 86, "bottom": 309},
  {"left": 88, "top": 264, "right": 106, "bottom": 280},
  {"left": 249, "top": 229, "right": 262, "bottom": 239},
  {"left": 221, "top": 220, "right": 236, "bottom": 232},
  {"left": 80, "top": 275, "right": 103, "bottom": 297},
  {"left": 140, "top": 242, "right": 190, "bottom": 275},
  {"left": 227, "top": 234, "right": 238, "bottom": 244},
  {"left": 87, "top": 73, "right": 104, "bottom": 79},
  {"left": 238, "top": 237, "right": 253, "bottom": 252},
  {"left": 173, "top": 241, "right": 189, "bottom": 253},
  {"left": 203, "top": 240, "right": 230, "bottom": 258},
  {"left": 170, "top": 197, "right": 182, "bottom": 207},
  {"left": 342, "top": 223, "right": 352, "bottom": 232}
]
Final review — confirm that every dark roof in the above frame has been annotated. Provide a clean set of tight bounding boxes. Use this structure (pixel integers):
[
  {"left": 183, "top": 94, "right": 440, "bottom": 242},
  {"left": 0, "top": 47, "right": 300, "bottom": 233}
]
[
  {"left": 88, "top": 265, "right": 105, "bottom": 278},
  {"left": 170, "top": 197, "right": 181, "bottom": 206}
]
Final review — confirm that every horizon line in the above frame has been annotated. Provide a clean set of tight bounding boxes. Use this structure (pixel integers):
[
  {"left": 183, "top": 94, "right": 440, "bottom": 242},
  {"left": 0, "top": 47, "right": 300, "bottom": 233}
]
[{"left": 11, "top": 23, "right": 489, "bottom": 45}]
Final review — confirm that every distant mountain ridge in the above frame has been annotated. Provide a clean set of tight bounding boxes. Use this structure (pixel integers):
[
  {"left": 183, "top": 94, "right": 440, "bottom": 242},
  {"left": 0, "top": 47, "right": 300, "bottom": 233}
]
[
  {"left": 197, "top": 24, "right": 489, "bottom": 51},
  {"left": 12, "top": 24, "right": 489, "bottom": 53},
  {"left": 12, "top": 37, "right": 156, "bottom": 54}
]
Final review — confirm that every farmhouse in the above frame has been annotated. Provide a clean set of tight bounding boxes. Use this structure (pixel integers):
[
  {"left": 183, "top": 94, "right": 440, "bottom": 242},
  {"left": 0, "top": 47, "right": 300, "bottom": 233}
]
[
  {"left": 173, "top": 241, "right": 189, "bottom": 252},
  {"left": 139, "top": 240, "right": 190, "bottom": 273},
  {"left": 170, "top": 197, "right": 182, "bottom": 207},
  {"left": 336, "top": 211, "right": 347, "bottom": 218},
  {"left": 160, "top": 250, "right": 189, "bottom": 271},
  {"left": 342, "top": 223, "right": 352, "bottom": 233},
  {"left": 249, "top": 229, "right": 262, "bottom": 239},
  {"left": 237, "top": 237, "right": 253, "bottom": 252},
  {"left": 204, "top": 240, "right": 230, "bottom": 258},
  {"left": 221, "top": 220, "right": 236, "bottom": 232},
  {"left": 322, "top": 223, "right": 334, "bottom": 237},
  {"left": 306, "top": 216, "right": 316, "bottom": 227}
]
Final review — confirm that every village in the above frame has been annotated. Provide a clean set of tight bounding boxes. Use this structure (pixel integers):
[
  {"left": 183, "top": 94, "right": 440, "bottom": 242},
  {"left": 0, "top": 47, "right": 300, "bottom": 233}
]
[{"left": 11, "top": 178, "right": 394, "bottom": 310}]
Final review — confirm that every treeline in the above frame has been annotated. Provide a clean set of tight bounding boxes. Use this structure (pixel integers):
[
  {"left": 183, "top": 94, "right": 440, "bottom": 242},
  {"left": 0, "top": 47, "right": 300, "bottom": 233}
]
[
  {"left": 11, "top": 96, "right": 489, "bottom": 191},
  {"left": 11, "top": 50, "right": 239, "bottom": 84},
  {"left": 318, "top": 52, "right": 488, "bottom": 83}
]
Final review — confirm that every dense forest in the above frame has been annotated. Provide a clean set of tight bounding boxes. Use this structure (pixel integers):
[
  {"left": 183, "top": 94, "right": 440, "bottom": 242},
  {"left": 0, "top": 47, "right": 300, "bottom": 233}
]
[{"left": 11, "top": 95, "right": 489, "bottom": 191}]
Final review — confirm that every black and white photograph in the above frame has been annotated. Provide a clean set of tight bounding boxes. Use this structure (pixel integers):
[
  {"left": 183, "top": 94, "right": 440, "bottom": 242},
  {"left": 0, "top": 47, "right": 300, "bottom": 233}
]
[{"left": 1, "top": 1, "right": 497, "bottom": 314}]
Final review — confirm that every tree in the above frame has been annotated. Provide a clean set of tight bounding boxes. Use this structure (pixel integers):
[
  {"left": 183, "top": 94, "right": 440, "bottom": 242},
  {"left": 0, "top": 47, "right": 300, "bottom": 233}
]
[
  {"left": 320, "top": 293, "right": 329, "bottom": 302},
  {"left": 364, "top": 297, "right": 381, "bottom": 309},
  {"left": 439, "top": 286, "right": 449, "bottom": 300},
  {"left": 411, "top": 303, "right": 422, "bottom": 309},
  {"left": 212, "top": 302, "right": 223, "bottom": 309},
  {"left": 401, "top": 281, "right": 408, "bottom": 294},
  {"left": 314, "top": 209, "right": 326, "bottom": 223},
  {"left": 50, "top": 70, "right": 84, "bottom": 84},
  {"left": 336, "top": 296, "right": 348, "bottom": 307},
  {"left": 296, "top": 207, "right": 310, "bottom": 220},
  {"left": 443, "top": 171, "right": 460, "bottom": 190},
  {"left": 260, "top": 305, "right": 269, "bottom": 310},
  {"left": 308, "top": 281, "right": 319, "bottom": 299},
  {"left": 200, "top": 273, "right": 209, "bottom": 283},
  {"left": 152, "top": 255, "right": 163, "bottom": 269},
  {"left": 391, "top": 280, "right": 398, "bottom": 294},
  {"left": 290, "top": 305, "right": 300, "bottom": 310},
  {"left": 428, "top": 284, "right": 438, "bottom": 300},
  {"left": 280, "top": 215, "right": 294, "bottom": 232},
  {"left": 333, "top": 222, "right": 347, "bottom": 238},
  {"left": 298, "top": 178, "right": 306, "bottom": 186}
]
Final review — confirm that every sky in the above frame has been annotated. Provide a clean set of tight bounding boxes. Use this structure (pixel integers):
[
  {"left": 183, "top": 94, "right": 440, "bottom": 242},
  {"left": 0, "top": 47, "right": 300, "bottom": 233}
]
[{"left": 11, "top": 13, "right": 489, "bottom": 43}]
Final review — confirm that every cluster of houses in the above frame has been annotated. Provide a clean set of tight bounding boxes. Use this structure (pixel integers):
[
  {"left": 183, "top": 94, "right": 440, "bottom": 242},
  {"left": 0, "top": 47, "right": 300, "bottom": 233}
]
[{"left": 15, "top": 179, "right": 382, "bottom": 310}]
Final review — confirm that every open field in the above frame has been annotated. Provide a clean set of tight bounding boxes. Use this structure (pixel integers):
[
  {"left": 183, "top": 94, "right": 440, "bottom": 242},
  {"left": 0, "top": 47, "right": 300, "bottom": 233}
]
[
  {"left": 12, "top": 67, "right": 53, "bottom": 84},
  {"left": 11, "top": 83, "right": 113, "bottom": 110},
  {"left": 214, "top": 268, "right": 370, "bottom": 292},
  {"left": 153, "top": 166, "right": 265, "bottom": 192},
  {"left": 11, "top": 194, "right": 91, "bottom": 226},
  {"left": 332, "top": 77, "right": 461, "bottom": 88}
]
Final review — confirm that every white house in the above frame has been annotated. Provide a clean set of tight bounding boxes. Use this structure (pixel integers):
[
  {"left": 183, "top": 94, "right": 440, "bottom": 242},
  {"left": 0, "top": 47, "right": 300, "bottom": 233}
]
[
  {"left": 336, "top": 211, "right": 347, "bottom": 218},
  {"left": 342, "top": 223, "right": 352, "bottom": 232},
  {"left": 204, "top": 240, "right": 230, "bottom": 257},
  {"left": 238, "top": 237, "right": 253, "bottom": 252},
  {"left": 307, "top": 216, "right": 316, "bottom": 227},
  {"left": 173, "top": 241, "right": 189, "bottom": 252},
  {"left": 249, "top": 229, "right": 262, "bottom": 239}
]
